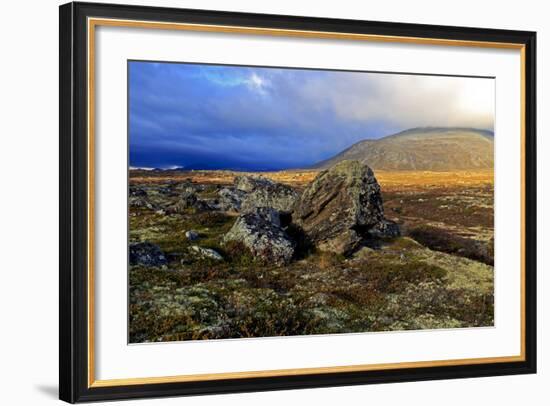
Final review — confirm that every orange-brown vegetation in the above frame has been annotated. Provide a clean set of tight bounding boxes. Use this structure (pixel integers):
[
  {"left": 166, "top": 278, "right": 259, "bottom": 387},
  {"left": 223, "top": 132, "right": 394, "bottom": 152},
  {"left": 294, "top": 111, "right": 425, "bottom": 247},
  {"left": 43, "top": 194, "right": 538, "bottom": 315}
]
[{"left": 130, "top": 168, "right": 493, "bottom": 190}]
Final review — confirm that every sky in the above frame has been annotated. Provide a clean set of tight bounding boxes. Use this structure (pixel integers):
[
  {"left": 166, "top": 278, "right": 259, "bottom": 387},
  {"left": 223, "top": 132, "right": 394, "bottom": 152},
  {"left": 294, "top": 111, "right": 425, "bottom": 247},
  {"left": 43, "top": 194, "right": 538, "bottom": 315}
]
[{"left": 129, "top": 61, "right": 495, "bottom": 171}]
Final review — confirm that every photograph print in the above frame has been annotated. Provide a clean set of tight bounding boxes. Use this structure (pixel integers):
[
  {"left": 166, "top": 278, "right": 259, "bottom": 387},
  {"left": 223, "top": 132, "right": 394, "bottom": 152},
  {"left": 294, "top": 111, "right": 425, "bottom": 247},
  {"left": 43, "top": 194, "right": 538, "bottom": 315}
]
[{"left": 128, "top": 61, "right": 495, "bottom": 344}]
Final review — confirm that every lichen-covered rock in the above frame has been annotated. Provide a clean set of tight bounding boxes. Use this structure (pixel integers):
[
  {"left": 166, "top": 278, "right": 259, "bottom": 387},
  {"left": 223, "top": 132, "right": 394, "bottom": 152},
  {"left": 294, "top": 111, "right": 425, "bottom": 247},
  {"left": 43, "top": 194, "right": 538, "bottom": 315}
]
[
  {"left": 317, "top": 229, "right": 363, "bottom": 254},
  {"left": 180, "top": 181, "right": 206, "bottom": 194},
  {"left": 234, "top": 175, "right": 298, "bottom": 214},
  {"left": 215, "top": 187, "right": 246, "bottom": 211},
  {"left": 129, "top": 242, "right": 167, "bottom": 266},
  {"left": 129, "top": 186, "right": 147, "bottom": 197},
  {"left": 129, "top": 196, "right": 154, "bottom": 210},
  {"left": 293, "top": 160, "right": 399, "bottom": 254},
  {"left": 223, "top": 207, "right": 295, "bottom": 265},
  {"left": 368, "top": 219, "right": 401, "bottom": 239},
  {"left": 168, "top": 191, "right": 211, "bottom": 213},
  {"left": 157, "top": 185, "right": 177, "bottom": 196},
  {"left": 190, "top": 245, "right": 223, "bottom": 261},
  {"left": 235, "top": 175, "right": 272, "bottom": 192}
]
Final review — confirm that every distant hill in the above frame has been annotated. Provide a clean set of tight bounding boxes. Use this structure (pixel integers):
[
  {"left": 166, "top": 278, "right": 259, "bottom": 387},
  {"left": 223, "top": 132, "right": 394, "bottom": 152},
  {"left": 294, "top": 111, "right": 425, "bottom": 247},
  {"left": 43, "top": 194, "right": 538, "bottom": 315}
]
[{"left": 313, "top": 127, "right": 494, "bottom": 171}]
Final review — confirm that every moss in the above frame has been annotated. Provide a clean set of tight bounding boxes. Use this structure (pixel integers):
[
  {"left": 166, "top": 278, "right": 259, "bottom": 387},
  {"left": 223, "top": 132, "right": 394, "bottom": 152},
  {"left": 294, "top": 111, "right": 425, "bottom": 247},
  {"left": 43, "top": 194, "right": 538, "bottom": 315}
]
[
  {"left": 218, "top": 240, "right": 257, "bottom": 266},
  {"left": 357, "top": 259, "right": 447, "bottom": 294}
]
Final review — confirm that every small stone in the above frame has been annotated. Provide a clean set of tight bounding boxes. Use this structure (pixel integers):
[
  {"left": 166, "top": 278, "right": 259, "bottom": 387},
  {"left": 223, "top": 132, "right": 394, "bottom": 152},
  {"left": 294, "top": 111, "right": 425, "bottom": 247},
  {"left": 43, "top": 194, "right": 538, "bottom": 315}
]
[
  {"left": 190, "top": 245, "right": 223, "bottom": 261},
  {"left": 185, "top": 230, "right": 200, "bottom": 241},
  {"left": 129, "top": 242, "right": 167, "bottom": 267},
  {"left": 129, "top": 196, "right": 155, "bottom": 210}
]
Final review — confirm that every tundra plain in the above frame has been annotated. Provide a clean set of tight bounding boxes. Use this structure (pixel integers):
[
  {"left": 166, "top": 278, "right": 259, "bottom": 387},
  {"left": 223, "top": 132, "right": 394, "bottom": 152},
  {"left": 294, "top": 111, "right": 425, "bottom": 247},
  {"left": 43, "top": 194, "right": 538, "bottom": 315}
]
[{"left": 129, "top": 168, "right": 494, "bottom": 343}]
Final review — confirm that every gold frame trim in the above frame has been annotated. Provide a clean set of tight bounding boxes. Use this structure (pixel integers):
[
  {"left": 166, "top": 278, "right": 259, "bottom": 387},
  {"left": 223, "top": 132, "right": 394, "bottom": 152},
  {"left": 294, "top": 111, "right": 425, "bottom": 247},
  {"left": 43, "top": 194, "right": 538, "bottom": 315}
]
[{"left": 87, "top": 17, "right": 527, "bottom": 388}]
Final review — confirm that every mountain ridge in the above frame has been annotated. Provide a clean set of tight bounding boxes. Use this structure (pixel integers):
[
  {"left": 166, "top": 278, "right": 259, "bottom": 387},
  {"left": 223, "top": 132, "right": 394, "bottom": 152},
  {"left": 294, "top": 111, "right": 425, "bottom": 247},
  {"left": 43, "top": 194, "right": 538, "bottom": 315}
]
[{"left": 313, "top": 127, "right": 494, "bottom": 171}]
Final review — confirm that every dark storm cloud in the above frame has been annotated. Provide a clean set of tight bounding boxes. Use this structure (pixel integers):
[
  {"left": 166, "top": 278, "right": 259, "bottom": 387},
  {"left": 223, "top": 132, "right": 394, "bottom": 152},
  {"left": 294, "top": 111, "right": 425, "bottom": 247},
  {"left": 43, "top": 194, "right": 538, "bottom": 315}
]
[{"left": 129, "top": 61, "right": 494, "bottom": 170}]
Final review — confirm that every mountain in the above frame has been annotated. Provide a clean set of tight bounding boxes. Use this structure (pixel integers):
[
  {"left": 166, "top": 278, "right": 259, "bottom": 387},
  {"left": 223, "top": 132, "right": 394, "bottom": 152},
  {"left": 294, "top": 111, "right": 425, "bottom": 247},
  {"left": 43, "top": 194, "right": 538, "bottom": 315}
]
[{"left": 313, "top": 127, "right": 494, "bottom": 171}]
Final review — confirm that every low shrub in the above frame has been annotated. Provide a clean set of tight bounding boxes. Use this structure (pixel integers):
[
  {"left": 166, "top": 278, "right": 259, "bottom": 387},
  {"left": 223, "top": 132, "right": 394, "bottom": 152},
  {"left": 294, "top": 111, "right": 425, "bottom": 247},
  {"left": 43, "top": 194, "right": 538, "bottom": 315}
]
[
  {"left": 219, "top": 240, "right": 256, "bottom": 266},
  {"left": 358, "top": 259, "right": 447, "bottom": 294}
]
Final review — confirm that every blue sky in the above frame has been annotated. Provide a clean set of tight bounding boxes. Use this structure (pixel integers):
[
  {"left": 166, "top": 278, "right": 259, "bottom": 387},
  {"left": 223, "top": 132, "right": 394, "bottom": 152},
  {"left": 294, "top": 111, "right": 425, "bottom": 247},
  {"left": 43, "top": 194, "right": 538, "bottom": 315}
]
[{"left": 129, "top": 61, "right": 494, "bottom": 171}]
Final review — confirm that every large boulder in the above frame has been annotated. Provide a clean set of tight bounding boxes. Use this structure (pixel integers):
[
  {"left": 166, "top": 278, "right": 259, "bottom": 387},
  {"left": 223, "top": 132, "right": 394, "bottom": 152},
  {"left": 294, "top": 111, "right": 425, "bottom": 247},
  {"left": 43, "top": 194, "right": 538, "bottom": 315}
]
[
  {"left": 293, "top": 160, "right": 399, "bottom": 254},
  {"left": 223, "top": 207, "right": 295, "bottom": 265},
  {"left": 129, "top": 242, "right": 167, "bottom": 266},
  {"left": 234, "top": 175, "right": 298, "bottom": 214}
]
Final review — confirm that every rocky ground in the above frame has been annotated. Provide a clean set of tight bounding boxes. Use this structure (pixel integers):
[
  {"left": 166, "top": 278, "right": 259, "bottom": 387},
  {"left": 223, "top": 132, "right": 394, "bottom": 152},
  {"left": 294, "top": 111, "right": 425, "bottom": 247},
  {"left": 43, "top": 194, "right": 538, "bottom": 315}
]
[{"left": 128, "top": 163, "right": 494, "bottom": 343}]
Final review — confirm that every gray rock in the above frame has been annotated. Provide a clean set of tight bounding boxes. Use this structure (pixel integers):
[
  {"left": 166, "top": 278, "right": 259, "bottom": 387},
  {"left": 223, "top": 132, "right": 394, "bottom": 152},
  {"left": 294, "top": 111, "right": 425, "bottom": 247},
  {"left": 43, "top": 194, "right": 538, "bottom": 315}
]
[
  {"left": 129, "top": 242, "right": 167, "bottom": 266},
  {"left": 234, "top": 175, "right": 298, "bottom": 214},
  {"left": 129, "top": 196, "right": 154, "bottom": 210},
  {"left": 129, "top": 187, "right": 147, "bottom": 197},
  {"left": 317, "top": 229, "right": 363, "bottom": 254},
  {"left": 293, "top": 160, "right": 399, "bottom": 254},
  {"left": 190, "top": 245, "right": 223, "bottom": 261},
  {"left": 173, "top": 181, "right": 202, "bottom": 195},
  {"left": 235, "top": 175, "right": 273, "bottom": 192},
  {"left": 168, "top": 191, "right": 211, "bottom": 213},
  {"left": 183, "top": 183, "right": 206, "bottom": 194},
  {"left": 157, "top": 186, "right": 177, "bottom": 196},
  {"left": 368, "top": 219, "right": 401, "bottom": 239},
  {"left": 223, "top": 207, "right": 295, "bottom": 266},
  {"left": 215, "top": 187, "right": 246, "bottom": 211},
  {"left": 185, "top": 230, "right": 200, "bottom": 241}
]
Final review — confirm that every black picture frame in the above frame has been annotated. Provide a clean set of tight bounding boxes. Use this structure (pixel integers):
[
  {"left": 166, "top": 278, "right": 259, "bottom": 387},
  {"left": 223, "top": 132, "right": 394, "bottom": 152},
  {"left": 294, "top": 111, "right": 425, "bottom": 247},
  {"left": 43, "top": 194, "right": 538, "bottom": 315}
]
[{"left": 59, "top": 1, "right": 537, "bottom": 403}]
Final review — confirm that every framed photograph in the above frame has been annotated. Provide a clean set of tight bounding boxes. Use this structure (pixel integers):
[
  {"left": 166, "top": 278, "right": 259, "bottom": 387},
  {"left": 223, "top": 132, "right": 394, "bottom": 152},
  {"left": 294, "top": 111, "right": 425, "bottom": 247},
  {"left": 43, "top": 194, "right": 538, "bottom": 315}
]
[{"left": 59, "top": 2, "right": 536, "bottom": 403}]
